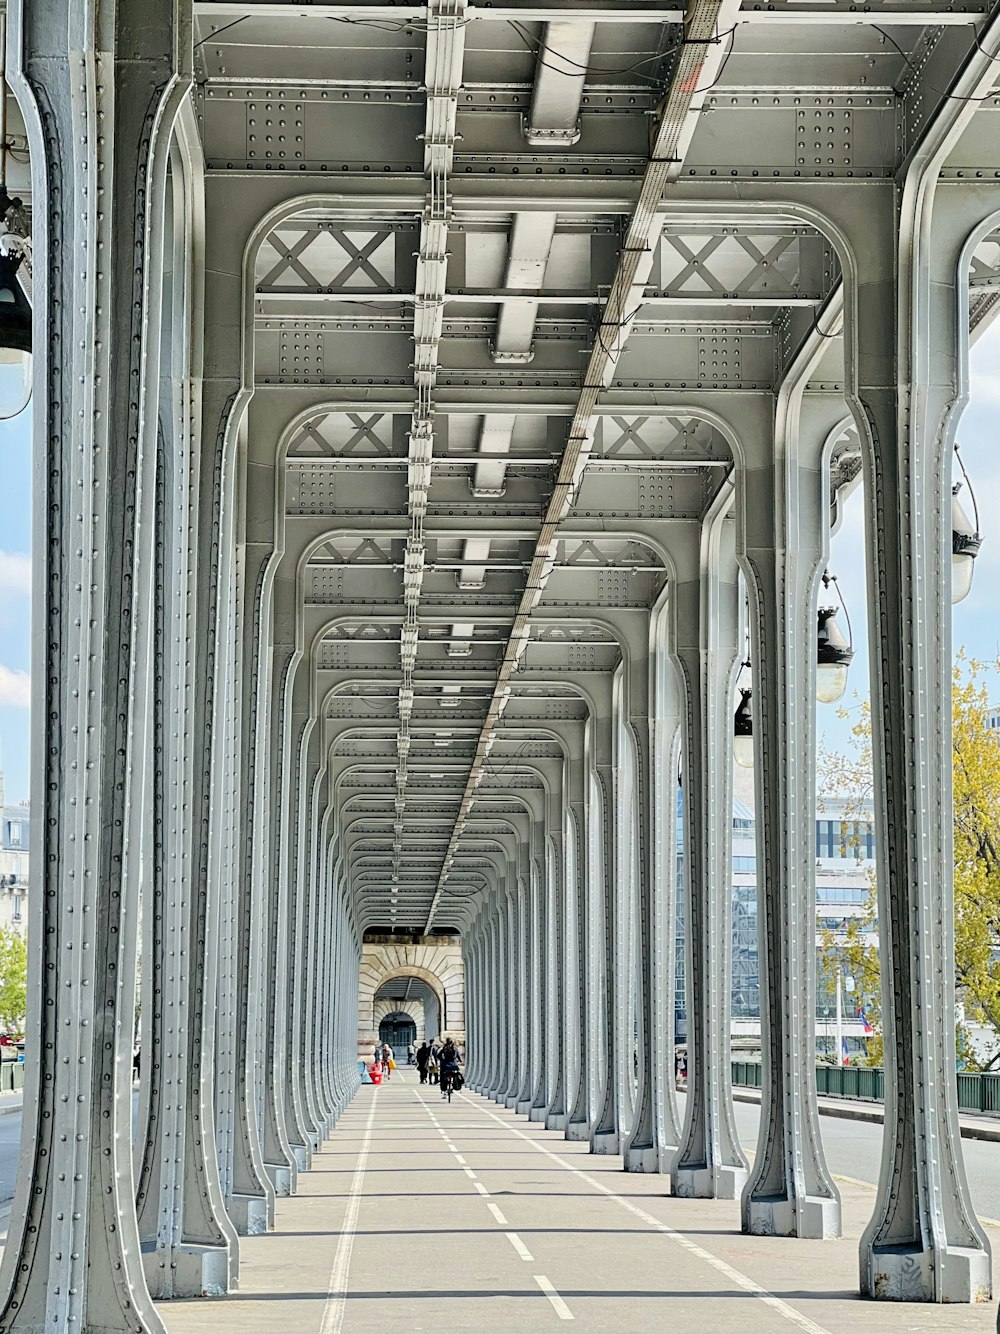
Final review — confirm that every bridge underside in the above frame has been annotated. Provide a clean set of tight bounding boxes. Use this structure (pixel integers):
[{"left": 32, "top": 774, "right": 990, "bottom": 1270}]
[{"left": 2, "top": 1, "right": 1000, "bottom": 1330}]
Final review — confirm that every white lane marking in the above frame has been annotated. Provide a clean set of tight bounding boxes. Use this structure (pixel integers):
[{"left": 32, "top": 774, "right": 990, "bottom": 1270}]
[
  {"left": 534, "top": 1275, "right": 573, "bottom": 1321},
  {"left": 474, "top": 1181, "right": 490, "bottom": 1197},
  {"left": 455, "top": 1154, "right": 467, "bottom": 1165},
  {"left": 319, "top": 1089, "right": 379, "bottom": 1334},
  {"left": 470, "top": 1096, "right": 833, "bottom": 1334},
  {"left": 486, "top": 1201, "right": 509, "bottom": 1226},
  {"left": 506, "top": 1232, "right": 534, "bottom": 1262},
  {"left": 463, "top": 1166, "right": 478, "bottom": 1180}
]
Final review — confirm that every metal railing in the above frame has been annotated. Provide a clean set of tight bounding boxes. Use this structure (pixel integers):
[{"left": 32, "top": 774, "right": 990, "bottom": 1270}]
[
  {"left": 0, "top": 1061, "right": 24, "bottom": 1093},
  {"left": 732, "top": 1061, "right": 1000, "bottom": 1117}
]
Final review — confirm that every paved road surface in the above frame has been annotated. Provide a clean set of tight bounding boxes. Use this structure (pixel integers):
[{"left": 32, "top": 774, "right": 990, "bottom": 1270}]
[
  {"left": 155, "top": 1072, "right": 998, "bottom": 1334},
  {"left": 1, "top": 1091, "right": 999, "bottom": 1222},
  {"left": 728, "top": 1097, "right": 1000, "bottom": 1223}
]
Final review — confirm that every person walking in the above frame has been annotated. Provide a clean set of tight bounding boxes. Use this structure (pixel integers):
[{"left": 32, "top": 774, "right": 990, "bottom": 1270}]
[
  {"left": 381, "top": 1041, "right": 394, "bottom": 1079},
  {"left": 407, "top": 1043, "right": 416, "bottom": 1066},
  {"left": 416, "top": 1041, "right": 430, "bottom": 1084}
]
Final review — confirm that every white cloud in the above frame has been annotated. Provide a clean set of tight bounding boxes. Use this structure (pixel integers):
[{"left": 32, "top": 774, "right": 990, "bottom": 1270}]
[
  {"left": 0, "top": 664, "right": 30, "bottom": 708},
  {"left": 0, "top": 551, "right": 30, "bottom": 600},
  {"left": 970, "top": 370, "right": 1000, "bottom": 405}
]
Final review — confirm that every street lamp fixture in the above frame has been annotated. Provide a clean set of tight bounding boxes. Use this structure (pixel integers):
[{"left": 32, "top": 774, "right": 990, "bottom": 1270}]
[
  {"left": 816, "top": 571, "right": 854, "bottom": 705},
  {"left": 733, "top": 687, "right": 754, "bottom": 768},
  {"left": 952, "top": 446, "right": 981, "bottom": 605}
]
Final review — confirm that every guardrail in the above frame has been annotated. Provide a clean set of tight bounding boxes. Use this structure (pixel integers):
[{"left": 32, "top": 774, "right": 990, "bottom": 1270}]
[
  {"left": 731, "top": 1060, "right": 1000, "bottom": 1117},
  {"left": 0, "top": 1061, "right": 24, "bottom": 1093}
]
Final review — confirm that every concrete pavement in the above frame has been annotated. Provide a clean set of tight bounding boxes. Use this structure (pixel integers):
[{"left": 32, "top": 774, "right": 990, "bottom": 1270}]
[{"left": 154, "top": 1070, "right": 1000, "bottom": 1333}]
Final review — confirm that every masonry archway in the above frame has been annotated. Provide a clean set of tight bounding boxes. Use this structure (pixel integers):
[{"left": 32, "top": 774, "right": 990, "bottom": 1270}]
[{"left": 357, "top": 935, "right": 465, "bottom": 1059}]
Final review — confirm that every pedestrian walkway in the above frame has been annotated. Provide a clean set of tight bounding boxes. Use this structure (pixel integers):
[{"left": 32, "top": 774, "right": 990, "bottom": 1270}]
[{"left": 158, "top": 1072, "right": 1000, "bottom": 1333}]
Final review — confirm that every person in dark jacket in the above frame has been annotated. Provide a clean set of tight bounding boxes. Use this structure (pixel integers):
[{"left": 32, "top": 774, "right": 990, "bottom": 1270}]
[
  {"left": 415, "top": 1041, "right": 430, "bottom": 1083},
  {"left": 439, "top": 1039, "right": 460, "bottom": 1099}
]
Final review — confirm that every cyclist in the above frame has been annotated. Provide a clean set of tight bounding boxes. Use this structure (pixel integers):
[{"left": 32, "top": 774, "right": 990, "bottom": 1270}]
[{"left": 438, "top": 1039, "right": 461, "bottom": 1101}]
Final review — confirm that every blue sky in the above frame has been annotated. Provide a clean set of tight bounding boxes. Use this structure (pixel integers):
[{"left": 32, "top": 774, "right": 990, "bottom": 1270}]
[
  {"left": 0, "top": 363, "right": 31, "bottom": 804},
  {"left": 0, "top": 323, "right": 998, "bottom": 805}
]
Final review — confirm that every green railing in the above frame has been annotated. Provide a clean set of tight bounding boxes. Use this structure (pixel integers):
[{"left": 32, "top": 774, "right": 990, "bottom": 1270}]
[{"left": 732, "top": 1061, "right": 1000, "bottom": 1118}]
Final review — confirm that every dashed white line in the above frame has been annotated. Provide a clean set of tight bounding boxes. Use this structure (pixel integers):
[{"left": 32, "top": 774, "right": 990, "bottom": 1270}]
[
  {"left": 455, "top": 1154, "right": 467, "bottom": 1164},
  {"left": 463, "top": 1166, "right": 478, "bottom": 1180},
  {"left": 505, "top": 1232, "right": 534, "bottom": 1262},
  {"left": 474, "top": 1181, "right": 490, "bottom": 1197},
  {"left": 319, "top": 1088, "right": 378, "bottom": 1334},
  {"left": 486, "top": 1201, "right": 509, "bottom": 1226},
  {"left": 470, "top": 1095, "right": 833, "bottom": 1334},
  {"left": 534, "top": 1275, "right": 573, "bottom": 1321}
]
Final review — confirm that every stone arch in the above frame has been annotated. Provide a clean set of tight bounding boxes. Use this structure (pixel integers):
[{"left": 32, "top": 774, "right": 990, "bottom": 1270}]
[
  {"left": 374, "top": 998, "right": 425, "bottom": 1046},
  {"left": 357, "top": 937, "right": 465, "bottom": 1058}
]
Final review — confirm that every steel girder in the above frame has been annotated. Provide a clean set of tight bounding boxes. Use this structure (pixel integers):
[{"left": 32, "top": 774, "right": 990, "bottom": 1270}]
[{"left": 8, "top": 1, "right": 1000, "bottom": 1328}]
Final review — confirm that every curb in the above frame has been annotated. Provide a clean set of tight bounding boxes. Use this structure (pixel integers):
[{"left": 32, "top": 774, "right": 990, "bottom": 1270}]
[
  {"left": 732, "top": 1087, "right": 1000, "bottom": 1143},
  {"left": 0, "top": 1096, "right": 22, "bottom": 1119}
]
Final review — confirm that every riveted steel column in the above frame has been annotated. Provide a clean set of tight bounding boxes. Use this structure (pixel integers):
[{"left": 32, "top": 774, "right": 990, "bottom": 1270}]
[
  {"left": 287, "top": 710, "right": 323, "bottom": 1154},
  {"left": 0, "top": 3, "right": 190, "bottom": 1328},
  {"left": 545, "top": 791, "right": 571, "bottom": 1131},
  {"left": 515, "top": 842, "right": 536, "bottom": 1115},
  {"left": 847, "top": 184, "right": 995, "bottom": 1303},
  {"left": 501, "top": 875, "right": 519, "bottom": 1107},
  {"left": 590, "top": 673, "right": 622, "bottom": 1154},
  {"left": 308, "top": 766, "right": 336, "bottom": 1130},
  {"left": 134, "top": 126, "right": 239, "bottom": 1297},
  {"left": 737, "top": 394, "right": 842, "bottom": 1238},
  {"left": 491, "top": 897, "right": 508, "bottom": 1100},
  {"left": 651, "top": 707, "right": 685, "bottom": 1158},
  {"left": 567, "top": 742, "right": 599, "bottom": 1142},
  {"left": 672, "top": 512, "right": 748, "bottom": 1200},
  {"left": 624, "top": 616, "right": 667, "bottom": 1173},
  {"left": 564, "top": 740, "right": 591, "bottom": 1140},
  {"left": 614, "top": 666, "right": 637, "bottom": 1140},
  {"left": 465, "top": 929, "right": 479, "bottom": 1088}
]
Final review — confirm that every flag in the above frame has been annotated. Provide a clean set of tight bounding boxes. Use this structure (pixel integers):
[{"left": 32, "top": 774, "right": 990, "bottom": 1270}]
[
  {"left": 859, "top": 1008, "right": 873, "bottom": 1036},
  {"left": 841, "top": 1037, "right": 851, "bottom": 1066}
]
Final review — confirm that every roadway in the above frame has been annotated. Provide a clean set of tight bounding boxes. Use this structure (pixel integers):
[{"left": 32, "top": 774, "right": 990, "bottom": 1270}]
[
  {"left": 732, "top": 1097, "right": 1000, "bottom": 1224},
  {"left": 151, "top": 1072, "right": 998, "bottom": 1333}
]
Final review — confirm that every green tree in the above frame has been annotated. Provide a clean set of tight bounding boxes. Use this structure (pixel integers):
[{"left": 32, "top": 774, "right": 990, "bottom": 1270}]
[
  {"left": 819, "top": 654, "right": 1000, "bottom": 1071},
  {"left": 0, "top": 927, "right": 27, "bottom": 1034}
]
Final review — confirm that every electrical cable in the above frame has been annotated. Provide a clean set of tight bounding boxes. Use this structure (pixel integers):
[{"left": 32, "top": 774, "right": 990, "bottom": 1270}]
[
  {"left": 194, "top": 15, "right": 248, "bottom": 50},
  {"left": 874, "top": 23, "right": 1000, "bottom": 104}
]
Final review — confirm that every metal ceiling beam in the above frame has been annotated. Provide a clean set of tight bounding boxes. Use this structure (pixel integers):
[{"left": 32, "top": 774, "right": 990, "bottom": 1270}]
[
  {"left": 423, "top": 0, "right": 743, "bottom": 930},
  {"left": 197, "top": 1, "right": 983, "bottom": 21}
]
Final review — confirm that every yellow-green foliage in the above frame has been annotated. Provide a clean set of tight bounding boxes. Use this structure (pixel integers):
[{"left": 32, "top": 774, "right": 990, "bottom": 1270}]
[
  {"left": 819, "top": 655, "right": 1000, "bottom": 1071},
  {"left": 0, "top": 927, "right": 27, "bottom": 1034}
]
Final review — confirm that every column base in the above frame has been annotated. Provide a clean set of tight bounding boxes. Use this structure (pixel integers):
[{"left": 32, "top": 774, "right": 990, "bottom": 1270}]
[
  {"left": 504, "top": 1094, "right": 519, "bottom": 1109},
  {"left": 264, "top": 1162, "right": 294, "bottom": 1197},
  {"left": 744, "top": 1192, "right": 841, "bottom": 1239},
  {"left": 624, "top": 1144, "right": 668, "bottom": 1173},
  {"left": 516, "top": 1099, "right": 533, "bottom": 1115},
  {"left": 565, "top": 1119, "right": 590, "bottom": 1142},
  {"left": 290, "top": 1143, "right": 311, "bottom": 1173},
  {"left": 862, "top": 1243, "right": 992, "bottom": 1304},
  {"left": 590, "top": 1130, "right": 620, "bottom": 1155},
  {"left": 143, "top": 1243, "right": 231, "bottom": 1298},
  {"left": 226, "top": 1192, "right": 270, "bottom": 1236},
  {"left": 673, "top": 1163, "right": 747, "bottom": 1200},
  {"left": 545, "top": 1110, "right": 568, "bottom": 1132},
  {"left": 528, "top": 1104, "right": 548, "bottom": 1123}
]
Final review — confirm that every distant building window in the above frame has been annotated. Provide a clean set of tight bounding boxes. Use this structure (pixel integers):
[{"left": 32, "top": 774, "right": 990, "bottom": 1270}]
[
  {"left": 11, "top": 895, "right": 21, "bottom": 921},
  {"left": 8, "top": 822, "right": 21, "bottom": 847}
]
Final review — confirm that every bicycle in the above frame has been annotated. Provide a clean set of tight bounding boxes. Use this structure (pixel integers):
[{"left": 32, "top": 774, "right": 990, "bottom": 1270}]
[{"left": 439, "top": 1067, "right": 458, "bottom": 1102}]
